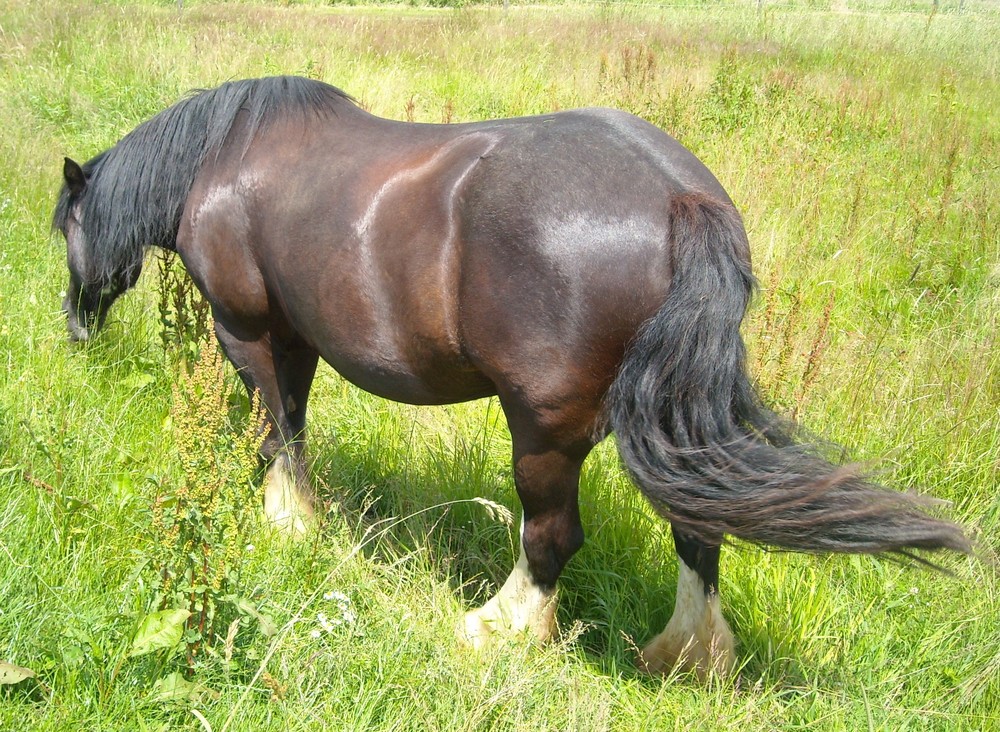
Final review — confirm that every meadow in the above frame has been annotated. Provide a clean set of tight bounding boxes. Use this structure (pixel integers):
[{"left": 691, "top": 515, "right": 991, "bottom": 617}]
[{"left": 1, "top": 0, "right": 998, "bottom": 729}]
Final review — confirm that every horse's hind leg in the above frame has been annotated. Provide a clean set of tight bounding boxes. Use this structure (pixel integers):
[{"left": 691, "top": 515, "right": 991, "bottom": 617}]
[
  {"left": 214, "top": 319, "right": 319, "bottom": 535},
  {"left": 637, "top": 527, "right": 735, "bottom": 678},
  {"left": 463, "top": 401, "right": 593, "bottom": 648}
]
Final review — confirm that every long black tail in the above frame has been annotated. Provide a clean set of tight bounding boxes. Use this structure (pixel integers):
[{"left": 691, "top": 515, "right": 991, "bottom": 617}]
[{"left": 606, "top": 193, "right": 970, "bottom": 558}]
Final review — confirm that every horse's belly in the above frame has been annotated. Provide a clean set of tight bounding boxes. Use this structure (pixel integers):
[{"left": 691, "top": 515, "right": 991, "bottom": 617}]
[
  {"left": 279, "top": 234, "right": 491, "bottom": 405},
  {"left": 318, "top": 344, "right": 496, "bottom": 406}
]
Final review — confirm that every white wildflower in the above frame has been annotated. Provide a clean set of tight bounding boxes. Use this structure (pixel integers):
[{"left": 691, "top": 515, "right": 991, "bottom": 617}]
[{"left": 310, "top": 589, "right": 357, "bottom": 635}]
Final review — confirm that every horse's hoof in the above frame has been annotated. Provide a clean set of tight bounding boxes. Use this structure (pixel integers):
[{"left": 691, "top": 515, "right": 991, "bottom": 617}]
[
  {"left": 458, "top": 593, "right": 558, "bottom": 651},
  {"left": 267, "top": 509, "right": 312, "bottom": 538},
  {"left": 459, "top": 611, "right": 495, "bottom": 651},
  {"left": 635, "top": 626, "right": 736, "bottom": 680},
  {"left": 262, "top": 457, "right": 314, "bottom": 539}
]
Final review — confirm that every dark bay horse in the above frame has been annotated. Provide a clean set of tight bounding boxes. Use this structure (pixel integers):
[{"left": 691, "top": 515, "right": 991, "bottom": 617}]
[{"left": 54, "top": 76, "right": 968, "bottom": 677}]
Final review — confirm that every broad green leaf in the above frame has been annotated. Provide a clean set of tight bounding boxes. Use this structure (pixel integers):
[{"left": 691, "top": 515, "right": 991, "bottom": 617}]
[
  {"left": 0, "top": 661, "right": 35, "bottom": 685},
  {"left": 130, "top": 609, "right": 191, "bottom": 657},
  {"left": 125, "top": 372, "right": 156, "bottom": 392},
  {"left": 151, "top": 671, "right": 197, "bottom": 702},
  {"left": 257, "top": 614, "right": 278, "bottom": 638},
  {"left": 152, "top": 671, "right": 217, "bottom": 703},
  {"left": 235, "top": 597, "right": 278, "bottom": 637}
]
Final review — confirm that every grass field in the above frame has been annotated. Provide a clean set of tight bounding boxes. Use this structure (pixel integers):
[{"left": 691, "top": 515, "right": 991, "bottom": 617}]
[{"left": 1, "top": 1, "right": 998, "bottom": 730}]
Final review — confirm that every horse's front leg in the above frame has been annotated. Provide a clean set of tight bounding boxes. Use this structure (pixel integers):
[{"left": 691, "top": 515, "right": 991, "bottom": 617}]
[{"left": 214, "top": 319, "right": 319, "bottom": 536}]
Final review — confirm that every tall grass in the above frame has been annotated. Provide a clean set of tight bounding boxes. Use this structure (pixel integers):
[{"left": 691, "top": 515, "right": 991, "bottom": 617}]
[{"left": 0, "top": 1, "right": 997, "bottom": 730}]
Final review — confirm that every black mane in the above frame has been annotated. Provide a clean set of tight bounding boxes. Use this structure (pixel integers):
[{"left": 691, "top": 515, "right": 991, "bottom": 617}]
[{"left": 52, "top": 76, "right": 354, "bottom": 286}]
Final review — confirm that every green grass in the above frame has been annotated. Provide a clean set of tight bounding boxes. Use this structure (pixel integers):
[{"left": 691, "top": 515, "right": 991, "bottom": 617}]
[{"left": 1, "top": 1, "right": 998, "bottom": 730}]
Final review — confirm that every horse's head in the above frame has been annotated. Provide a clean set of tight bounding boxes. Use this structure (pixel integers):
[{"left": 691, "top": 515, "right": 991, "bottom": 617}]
[{"left": 56, "top": 157, "right": 141, "bottom": 342}]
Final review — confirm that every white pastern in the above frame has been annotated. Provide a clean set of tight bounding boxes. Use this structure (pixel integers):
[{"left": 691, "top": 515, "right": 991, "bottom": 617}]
[
  {"left": 262, "top": 455, "right": 314, "bottom": 537},
  {"left": 461, "top": 522, "right": 558, "bottom": 649},
  {"left": 637, "top": 561, "right": 735, "bottom": 678}
]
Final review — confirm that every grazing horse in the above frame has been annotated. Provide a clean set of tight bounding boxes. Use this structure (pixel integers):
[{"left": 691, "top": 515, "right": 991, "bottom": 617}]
[{"left": 53, "top": 76, "right": 968, "bottom": 677}]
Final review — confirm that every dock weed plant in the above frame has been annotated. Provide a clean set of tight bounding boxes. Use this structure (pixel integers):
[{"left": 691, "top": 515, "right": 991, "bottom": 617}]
[
  {"left": 141, "top": 339, "right": 272, "bottom": 680},
  {"left": 0, "top": 0, "right": 997, "bottom": 730},
  {"left": 156, "top": 251, "right": 212, "bottom": 364}
]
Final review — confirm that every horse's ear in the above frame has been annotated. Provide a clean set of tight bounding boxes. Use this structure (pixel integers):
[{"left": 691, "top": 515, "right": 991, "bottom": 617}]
[{"left": 63, "top": 157, "right": 86, "bottom": 196}]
